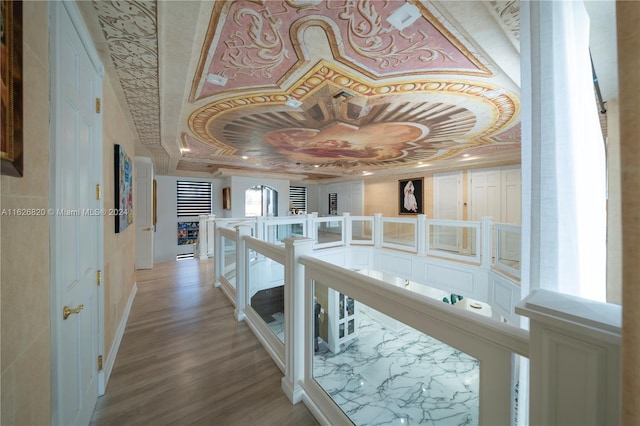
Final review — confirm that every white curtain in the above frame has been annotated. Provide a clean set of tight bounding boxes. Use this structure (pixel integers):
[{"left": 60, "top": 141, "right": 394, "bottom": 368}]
[{"left": 521, "top": 0, "right": 607, "bottom": 302}]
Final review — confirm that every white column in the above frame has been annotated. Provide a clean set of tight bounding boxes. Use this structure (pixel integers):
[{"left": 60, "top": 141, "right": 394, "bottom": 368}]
[
  {"left": 521, "top": 0, "right": 607, "bottom": 302},
  {"left": 281, "top": 237, "right": 314, "bottom": 404},
  {"left": 516, "top": 290, "right": 621, "bottom": 425}
]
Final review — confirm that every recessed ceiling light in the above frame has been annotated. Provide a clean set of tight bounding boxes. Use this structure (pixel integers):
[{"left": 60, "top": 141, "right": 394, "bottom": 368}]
[
  {"left": 206, "top": 73, "right": 228, "bottom": 86},
  {"left": 180, "top": 147, "right": 190, "bottom": 153},
  {"left": 242, "top": 156, "right": 248, "bottom": 160},
  {"left": 314, "top": 164, "right": 319, "bottom": 168},
  {"left": 285, "top": 98, "right": 302, "bottom": 108},
  {"left": 387, "top": 2, "right": 421, "bottom": 30},
  {"left": 463, "top": 154, "right": 470, "bottom": 157}
]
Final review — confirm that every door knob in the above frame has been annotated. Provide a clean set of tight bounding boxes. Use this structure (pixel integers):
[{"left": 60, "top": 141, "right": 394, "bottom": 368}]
[
  {"left": 63, "top": 304, "right": 84, "bottom": 320},
  {"left": 143, "top": 227, "right": 152, "bottom": 231}
]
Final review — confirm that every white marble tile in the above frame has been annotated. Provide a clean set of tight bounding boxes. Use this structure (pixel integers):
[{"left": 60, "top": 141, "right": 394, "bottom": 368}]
[{"left": 314, "top": 311, "right": 480, "bottom": 425}]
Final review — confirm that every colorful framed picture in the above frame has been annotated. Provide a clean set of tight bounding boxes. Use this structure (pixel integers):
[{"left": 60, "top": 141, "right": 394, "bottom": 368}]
[
  {"left": 399, "top": 178, "right": 423, "bottom": 215},
  {"left": 1, "top": 0, "right": 23, "bottom": 177},
  {"left": 114, "top": 144, "right": 134, "bottom": 232}
]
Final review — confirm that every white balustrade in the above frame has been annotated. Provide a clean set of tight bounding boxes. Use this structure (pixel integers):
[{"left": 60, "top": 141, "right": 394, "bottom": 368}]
[{"left": 207, "top": 213, "right": 623, "bottom": 424}]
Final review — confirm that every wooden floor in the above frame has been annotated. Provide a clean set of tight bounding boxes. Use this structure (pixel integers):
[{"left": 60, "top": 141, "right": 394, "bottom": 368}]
[{"left": 90, "top": 259, "right": 318, "bottom": 426}]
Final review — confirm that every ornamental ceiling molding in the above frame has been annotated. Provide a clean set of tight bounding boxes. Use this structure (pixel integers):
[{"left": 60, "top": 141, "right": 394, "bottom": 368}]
[
  {"left": 191, "top": 0, "right": 493, "bottom": 102},
  {"left": 485, "top": 0, "right": 520, "bottom": 51},
  {"left": 188, "top": 60, "right": 520, "bottom": 149},
  {"left": 91, "top": 0, "right": 170, "bottom": 172}
]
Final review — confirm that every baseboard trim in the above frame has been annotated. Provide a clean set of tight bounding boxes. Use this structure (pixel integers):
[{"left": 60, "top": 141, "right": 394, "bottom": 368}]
[{"left": 105, "top": 282, "right": 137, "bottom": 387}]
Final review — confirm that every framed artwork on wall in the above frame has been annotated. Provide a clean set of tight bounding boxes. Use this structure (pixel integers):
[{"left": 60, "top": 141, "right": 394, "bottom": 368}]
[
  {"left": 222, "top": 187, "right": 231, "bottom": 210},
  {"left": 399, "top": 178, "right": 423, "bottom": 215},
  {"left": 177, "top": 221, "right": 199, "bottom": 245},
  {"left": 1, "top": 0, "right": 23, "bottom": 177},
  {"left": 114, "top": 144, "right": 134, "bottom": 232}
]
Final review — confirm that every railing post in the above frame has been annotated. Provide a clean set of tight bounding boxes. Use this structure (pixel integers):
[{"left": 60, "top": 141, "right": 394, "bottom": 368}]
[
  {"left": 256, "top": 216, "right": 265, "bottom": 240},
  {"left": 516, "top": 290, "right": 621, "bottom": 426},
  {"left": 308, "top": 212, "right": 318, "bottom": 241},
  {"left": 281, "top": 237, "right": 314, "bottom": 404},
  {"left": 373, "top": 213, "right": 383, "bottom": 248},
  {"left": 234, "top": 224, "right": 251, "bottom": 321},
  {"left": 213, "top": 221, "right": 222, "bottom": 287},
  {"left": 481, "top": 216, "right": 493, "bottom": 269},
  {"left": 198, "top": 215, "right": 208, "bottom": 259},
  {"left": 416, "top": 214, "right": 427, "bottom": 256},
  {"left": 207, "top": 214, "right": 215, "bottom": 257},
  {"left": 343, "top": 212, "right": 351, "bottom": 247}
]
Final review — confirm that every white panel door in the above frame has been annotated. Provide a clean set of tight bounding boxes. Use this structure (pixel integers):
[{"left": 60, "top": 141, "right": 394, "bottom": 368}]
[
  {"left": 470, "top": 169, "right": 501, "bottom": 221},
  {"left": 51, "top": 3, "right": 102, "bottom": 425},
  {"left": 470, "top": 169, "right": 501, "bottom": 256},
  {"left": 433, "top": 172, "right": 462, "bottom": 251},
  {"left": 135, "top": 158, "right": 154, "bottom": 269},
  {"left": 501, "top": 168, "right": 522, "bottom": 260}
]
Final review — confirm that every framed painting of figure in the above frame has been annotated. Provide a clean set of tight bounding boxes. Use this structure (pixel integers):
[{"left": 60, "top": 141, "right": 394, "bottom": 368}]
[{"left": 399, "top": 178, "right": 423, "bottom": 215}]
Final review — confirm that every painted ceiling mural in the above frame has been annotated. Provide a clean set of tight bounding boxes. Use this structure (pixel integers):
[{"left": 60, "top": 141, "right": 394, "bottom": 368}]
[{"left": 87, "top": 0, "right": 522, "bottom": 181}]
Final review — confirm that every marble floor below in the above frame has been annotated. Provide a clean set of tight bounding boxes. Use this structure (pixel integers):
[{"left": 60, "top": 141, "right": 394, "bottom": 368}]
[{"left": 313, "top": 309, "right": 481, "bottom": 426}]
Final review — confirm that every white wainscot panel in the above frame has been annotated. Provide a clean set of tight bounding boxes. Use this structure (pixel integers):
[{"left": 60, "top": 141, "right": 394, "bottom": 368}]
[
  {"left": 379, "top": 253, "right": 413, "bottom": 277},
  {"left": 314, "top": 249, "right": 347, "bottom": 267},
  {"left": 350, "top": 248, "right": 372, "bottom": 269},
  {"left": 425, "top": 264, "right": 474, "bottom": 294},
  {"left": 490, "top": 273, "right": 519, "bottom": 318}
]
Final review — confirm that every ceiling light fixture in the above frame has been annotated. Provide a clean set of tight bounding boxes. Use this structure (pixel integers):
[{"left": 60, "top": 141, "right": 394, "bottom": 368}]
[
  {"left": 206, "top": 73, "right": 228, "bottom": 86},
  {"left": 242, "top": 156, "right": 248, "bottom": 160},
  {"left": 387, "top": 2, "right": 421, "bottom": 30},
  {"left": 285, "top": 98, "right": 302, "bottom": 108}
]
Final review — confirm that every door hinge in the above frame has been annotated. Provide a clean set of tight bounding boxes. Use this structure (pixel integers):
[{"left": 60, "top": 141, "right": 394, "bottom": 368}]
[
  {"left": 96, "top": 184, "right": 101, "bottom": 200},
  {"left": 97, "top": 270, "right": 102, "bottom": 286},
  {"left": 96, "top": 98, "right": 101, "bottom": 113},
  {"left": 98, "top": 355, "right": 103, "bottom": 371}
]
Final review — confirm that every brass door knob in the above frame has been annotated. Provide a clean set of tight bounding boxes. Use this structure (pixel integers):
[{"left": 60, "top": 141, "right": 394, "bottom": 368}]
[{"left": 63, "top": 304, "right": 84, "bottom": 320}]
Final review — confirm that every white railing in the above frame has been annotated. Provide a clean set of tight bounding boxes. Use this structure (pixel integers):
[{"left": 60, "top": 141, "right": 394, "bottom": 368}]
[
  {"left": 242, "top": 235, "right": 287, "bottom": 372},
  {"left": 209, "top": 214, "right": 621, "bottom": 425},
  {"left": 494, "top": 223, "right": 521, "bottom": 277},
  {"left": 426, "top": 219, "right": 483, "bottom": 264},
  {"left": 205, "top": 213, "right": 521, "bottom": 279},
  {"left": 299, "top": 256, "right": 528, "bottom": 426}
]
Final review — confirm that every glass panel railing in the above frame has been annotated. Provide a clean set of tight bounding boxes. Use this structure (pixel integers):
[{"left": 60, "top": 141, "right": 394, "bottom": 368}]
[
  {"left": 264, "top": 222, "right": 305, "bottom": 245},
  {"left": 495, "top": 224, "right": 521, "bottom": 277},
  {"left": 312, "top": 280, "right": 480, "bottom": 425},
  {"left": 316, "top": 219, "right": 344, "bottom": 246},
  {"left": 349, "top": 217, "right": 373, "bottom": 243},
  {"left": 427, "top": 221, "right": 481, "bottom": 262},
  {"left": 381, "top": 219, "right": 416, "bottom": 250},
  {"left": 222, "top": 235, "right": 236, "bottom": 288},
  {"left": 248, "top": 251, "right": 285, "bottom": 343}
]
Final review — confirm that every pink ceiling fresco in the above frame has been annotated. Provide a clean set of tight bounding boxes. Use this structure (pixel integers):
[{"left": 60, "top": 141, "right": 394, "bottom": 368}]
[
  {"left": 185, "top": 0, "right": 520, "bottom": 180},
  {"left": 197, "top": 0, "right": 490, "bottom": 100}
]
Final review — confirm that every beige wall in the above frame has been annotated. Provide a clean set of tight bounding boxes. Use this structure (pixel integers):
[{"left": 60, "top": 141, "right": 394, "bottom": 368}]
[
  {"left": 1, "top": 3, "right": 137, "bottom": 424},
  {"left": 102, "top": 76, "right": 137, "bottom": 357},
  {"left": 1, "top": 3, "right": 52, "bottom": 425},
  {"left": 364, "top": 175, "right": 434, "bottom": 218},
  {"left": 618, "top": 2, "right": 640, "bottom": 422}
]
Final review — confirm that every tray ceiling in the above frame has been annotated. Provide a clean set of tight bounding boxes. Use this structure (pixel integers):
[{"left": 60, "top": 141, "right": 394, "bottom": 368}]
[{"left": 81, "top": 0, "right": 523, "bottom": 182}]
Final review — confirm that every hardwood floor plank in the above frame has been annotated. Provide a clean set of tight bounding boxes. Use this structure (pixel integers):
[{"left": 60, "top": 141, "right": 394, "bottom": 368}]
[{"left": 90, "top": 259, "right": 318, "bottom": 426}]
